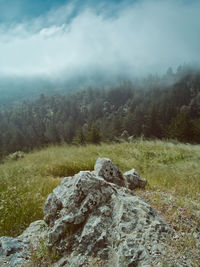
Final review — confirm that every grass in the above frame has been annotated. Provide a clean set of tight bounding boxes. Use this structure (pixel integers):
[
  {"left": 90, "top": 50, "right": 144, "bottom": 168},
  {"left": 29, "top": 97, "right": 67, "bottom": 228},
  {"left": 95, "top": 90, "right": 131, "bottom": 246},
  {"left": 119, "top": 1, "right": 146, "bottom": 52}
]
[
  {"left": 28, "top": 237, "right": 60, "bottom": 267},
  {"left": 0, "top": 139, "right": 200, "bottom": 242},
  {"left": 137, "top": 189, "right": 200, "bottom": 265}
]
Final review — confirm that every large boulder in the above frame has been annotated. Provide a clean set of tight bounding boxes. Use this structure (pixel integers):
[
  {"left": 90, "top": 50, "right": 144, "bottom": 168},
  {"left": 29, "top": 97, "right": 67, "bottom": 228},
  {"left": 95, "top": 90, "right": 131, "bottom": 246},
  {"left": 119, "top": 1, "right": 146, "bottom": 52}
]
[{"left": 0, "top": 158, "right": 172, "bottom": 266}]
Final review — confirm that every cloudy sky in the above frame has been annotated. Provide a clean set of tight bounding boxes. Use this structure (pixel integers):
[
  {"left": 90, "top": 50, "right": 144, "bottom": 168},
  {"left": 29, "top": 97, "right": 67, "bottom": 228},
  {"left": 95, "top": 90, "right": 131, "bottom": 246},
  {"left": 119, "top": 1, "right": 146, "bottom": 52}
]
[{"left": 0, "top": 0, "right": 199, "bottom": 78}]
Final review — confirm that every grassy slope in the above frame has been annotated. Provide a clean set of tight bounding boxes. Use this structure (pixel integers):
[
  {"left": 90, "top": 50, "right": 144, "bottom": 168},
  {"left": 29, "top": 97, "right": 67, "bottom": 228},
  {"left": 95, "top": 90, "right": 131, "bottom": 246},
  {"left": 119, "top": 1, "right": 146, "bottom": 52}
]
[{"left": 0, "top": 140, "right": 200, "bottom": 263}]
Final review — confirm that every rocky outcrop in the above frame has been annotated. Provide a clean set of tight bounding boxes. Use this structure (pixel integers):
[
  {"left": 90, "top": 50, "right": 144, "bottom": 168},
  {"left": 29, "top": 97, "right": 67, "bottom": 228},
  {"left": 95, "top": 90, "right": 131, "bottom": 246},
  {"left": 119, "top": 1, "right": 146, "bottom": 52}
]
[{"left": 0, "top": 158, "right": 172, "bottom": 266}]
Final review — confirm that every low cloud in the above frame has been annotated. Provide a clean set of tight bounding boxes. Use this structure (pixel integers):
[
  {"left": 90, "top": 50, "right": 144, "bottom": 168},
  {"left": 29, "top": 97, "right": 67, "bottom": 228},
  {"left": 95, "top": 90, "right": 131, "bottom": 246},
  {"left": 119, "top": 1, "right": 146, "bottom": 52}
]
[{"left": 0, "top": 0, "right": 199, "bottom": 79}]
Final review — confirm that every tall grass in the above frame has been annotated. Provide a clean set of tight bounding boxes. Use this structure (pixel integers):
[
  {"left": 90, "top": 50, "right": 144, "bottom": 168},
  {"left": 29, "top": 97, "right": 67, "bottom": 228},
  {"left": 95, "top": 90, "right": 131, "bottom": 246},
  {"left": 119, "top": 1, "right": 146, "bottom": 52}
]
[{"left": 0, "top": 140, "right": 200, "bottom": 236}]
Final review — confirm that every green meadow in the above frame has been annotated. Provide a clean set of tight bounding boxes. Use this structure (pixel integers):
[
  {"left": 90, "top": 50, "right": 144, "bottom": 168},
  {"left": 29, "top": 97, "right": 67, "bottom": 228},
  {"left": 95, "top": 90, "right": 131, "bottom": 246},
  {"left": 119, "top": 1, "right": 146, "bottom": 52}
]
[{"left": 0, "top": 140, "right": 200, "bottom": 241}]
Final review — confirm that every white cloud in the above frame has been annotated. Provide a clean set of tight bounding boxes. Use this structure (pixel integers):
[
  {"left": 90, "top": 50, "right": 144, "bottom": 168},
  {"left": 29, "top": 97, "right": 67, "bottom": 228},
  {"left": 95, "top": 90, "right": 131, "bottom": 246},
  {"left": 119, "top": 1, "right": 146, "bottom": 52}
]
[{"left": 0, "top": 0, "right": 199, "bottom": 77}]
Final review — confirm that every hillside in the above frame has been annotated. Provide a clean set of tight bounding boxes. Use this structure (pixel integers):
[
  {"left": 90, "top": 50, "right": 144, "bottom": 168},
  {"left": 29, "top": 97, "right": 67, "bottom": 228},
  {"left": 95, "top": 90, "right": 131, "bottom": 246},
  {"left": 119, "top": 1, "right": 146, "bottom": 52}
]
[
  {"left": 1, "top": 66, "right": 200, "bottom": 158},
  {"left": 1, "top": 0, "right": 200, "bottom": 264},
  {"left": 0, "top": 140, "right": 199, "bottom": 265}
]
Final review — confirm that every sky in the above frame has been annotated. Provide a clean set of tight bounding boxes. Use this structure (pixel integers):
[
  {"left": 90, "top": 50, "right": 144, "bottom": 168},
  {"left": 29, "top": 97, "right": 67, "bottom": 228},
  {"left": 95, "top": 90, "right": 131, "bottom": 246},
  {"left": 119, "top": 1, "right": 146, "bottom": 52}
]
[{"left": 0, "top": 0, "right": 199, "bottom": 79}]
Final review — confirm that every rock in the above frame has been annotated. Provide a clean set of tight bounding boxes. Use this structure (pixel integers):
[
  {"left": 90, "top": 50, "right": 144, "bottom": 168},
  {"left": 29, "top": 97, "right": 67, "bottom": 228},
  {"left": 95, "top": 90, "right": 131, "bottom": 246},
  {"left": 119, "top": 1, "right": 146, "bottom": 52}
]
[
  {"left": 0, "top": 237, "right": 24, "bottom": 257},
  {"left": 19, "top": 220, "right": 48, "bottom": 245},
  {"left": 0, "top": 220, "right": 48, "bottom": 267},
  {"left": 124, "top": 169, "right": 147, "bottom": 189},
  {"left": 44, "top": 171, "right": 115, "bottom": 247},
  {"left": 43, "top": 193, "right": 63, "bottom": 226},
  {"left": 0, "top": 158, "right": 172, "bottom": 266},
  {"left": 41, "top": 159, "right": 170, "bottom": 266},
  {"left": 94, "top": 157, "right": 126, "bottom": 187},
  {"left": 7, "top": 151, "right": 25, "bottom": 161},
  {"left": 0, "top": 237, "right": 28, "bottom": 267}
]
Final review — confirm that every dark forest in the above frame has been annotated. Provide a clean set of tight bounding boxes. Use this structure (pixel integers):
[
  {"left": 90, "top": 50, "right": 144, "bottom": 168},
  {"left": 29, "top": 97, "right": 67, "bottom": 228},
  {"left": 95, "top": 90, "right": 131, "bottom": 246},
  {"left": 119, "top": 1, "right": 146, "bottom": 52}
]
[{"left": 1, "top": 65, "right": 200, "bottom": 157}]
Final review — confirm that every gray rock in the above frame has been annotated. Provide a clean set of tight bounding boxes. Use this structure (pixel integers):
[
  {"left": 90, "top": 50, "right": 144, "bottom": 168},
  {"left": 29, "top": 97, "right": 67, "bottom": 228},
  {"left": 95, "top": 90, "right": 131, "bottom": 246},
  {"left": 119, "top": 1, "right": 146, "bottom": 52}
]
[
  {"left": 0, "top": 237, "right": 28, "bottom": 267},
  {"left": 94, "top": 157, "right": 126, "bottom": 187},
  {"left": 19, "top": 220, "right": 48, "bottom": 245},
  {"left": 41, "top": 160, "right": 171, "bottom": 266},
  {"left": 0, "top": 220, "right": 48, "bottom": 267},
  {"left": 43, "top": 193, "right": 63, "bottom": 226},
  {"left": 0, "top": 158, "right": 172, "bottom": 267},
  {"left": 0, "top": 237, "right": 24, "bottom": 257},
  {"left": 53, "top": 255, "right": 69, "bottom": 266},
  {"left": 44, "top": 171, "right": 115, "bottom": 247},
  {"left": 124, "top": 169, "right": 147, "bottom": 189}
]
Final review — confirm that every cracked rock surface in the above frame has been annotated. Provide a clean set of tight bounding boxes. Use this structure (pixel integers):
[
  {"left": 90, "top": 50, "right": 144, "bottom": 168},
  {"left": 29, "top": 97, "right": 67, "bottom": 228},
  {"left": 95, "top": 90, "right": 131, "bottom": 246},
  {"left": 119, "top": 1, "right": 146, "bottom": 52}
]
[{"left": 0, "top": 158, "right": 172, "bottom": 266}]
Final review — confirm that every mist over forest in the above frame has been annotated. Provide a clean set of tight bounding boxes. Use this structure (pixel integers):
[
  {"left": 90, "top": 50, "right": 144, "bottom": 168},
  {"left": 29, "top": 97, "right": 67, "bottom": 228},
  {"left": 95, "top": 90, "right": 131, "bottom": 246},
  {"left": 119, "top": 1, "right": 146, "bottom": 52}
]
[
  {"left": 0, "top": 64, "right": 190, "bottom": 106},
  {"left": 0, "top": 64, "right": 200, "bottom": 159},
  {"left": 0, "top": 0, "right": 200, "bottom": 156}
]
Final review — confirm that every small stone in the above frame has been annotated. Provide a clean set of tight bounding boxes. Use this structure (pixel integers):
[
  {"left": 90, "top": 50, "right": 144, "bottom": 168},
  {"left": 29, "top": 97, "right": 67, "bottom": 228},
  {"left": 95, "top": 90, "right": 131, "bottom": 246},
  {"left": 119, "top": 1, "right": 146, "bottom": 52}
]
[
  {"left": 94, "top": 157, "right": 125, "bottom": 187},
  {"left": 124, "top": 169, "right": 147, "bottom": 190}
]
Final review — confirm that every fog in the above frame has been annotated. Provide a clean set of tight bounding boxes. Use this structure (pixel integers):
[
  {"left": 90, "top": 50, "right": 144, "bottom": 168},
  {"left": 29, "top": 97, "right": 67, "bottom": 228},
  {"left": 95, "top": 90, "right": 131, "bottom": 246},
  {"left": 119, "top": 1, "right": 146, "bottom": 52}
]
[{"left": 0, "top": 0, "right": 200, "bottom": 80}]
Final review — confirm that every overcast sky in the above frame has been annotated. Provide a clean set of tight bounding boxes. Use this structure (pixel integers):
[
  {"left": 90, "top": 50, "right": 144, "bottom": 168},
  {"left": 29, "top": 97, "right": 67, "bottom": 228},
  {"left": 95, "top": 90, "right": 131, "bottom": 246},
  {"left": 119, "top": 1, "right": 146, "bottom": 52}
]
[{"left": 0, "top": 0, "right": 199, "bottom": 78}]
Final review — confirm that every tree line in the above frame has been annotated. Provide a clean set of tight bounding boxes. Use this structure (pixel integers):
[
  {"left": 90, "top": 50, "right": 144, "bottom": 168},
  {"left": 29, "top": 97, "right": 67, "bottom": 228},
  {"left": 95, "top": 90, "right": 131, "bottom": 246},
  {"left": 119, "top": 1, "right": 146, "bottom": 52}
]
[{"left": 0, "top": 65, "right": 200, "bottom": 157}]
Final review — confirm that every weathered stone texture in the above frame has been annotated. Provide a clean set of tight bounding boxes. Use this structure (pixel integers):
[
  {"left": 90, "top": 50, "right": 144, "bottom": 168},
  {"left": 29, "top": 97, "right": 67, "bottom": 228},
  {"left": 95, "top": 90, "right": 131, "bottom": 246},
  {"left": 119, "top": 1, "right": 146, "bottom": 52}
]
[{"left": 0, "top": 158, "right": 172, "bottom": 267}]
